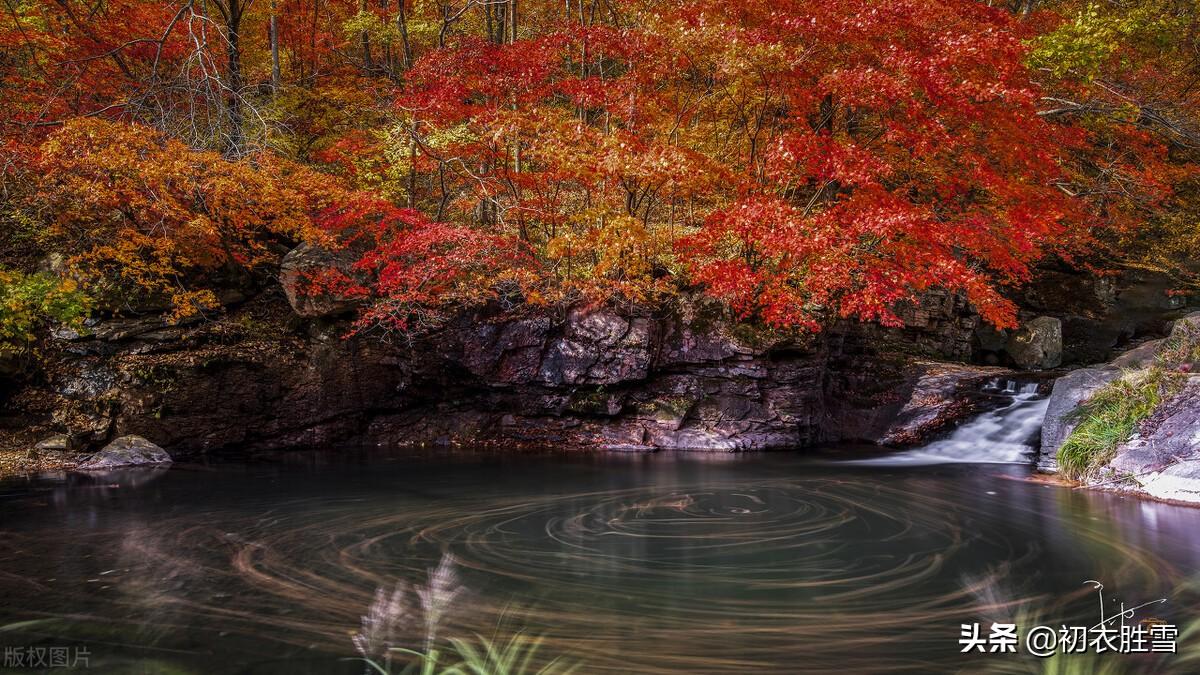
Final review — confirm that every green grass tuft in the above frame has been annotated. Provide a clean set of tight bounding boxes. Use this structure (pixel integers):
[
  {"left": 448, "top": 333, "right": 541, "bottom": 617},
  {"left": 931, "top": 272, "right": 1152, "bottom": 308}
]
[{"left": 1057, "top": 369, "right": 1164, "bottom": 480}]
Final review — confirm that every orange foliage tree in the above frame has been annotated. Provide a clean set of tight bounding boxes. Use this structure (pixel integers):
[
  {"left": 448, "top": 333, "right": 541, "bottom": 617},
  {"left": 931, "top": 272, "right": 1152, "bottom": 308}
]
[{"left": 34, "top": 119, "right": 330, "bottom": 318}]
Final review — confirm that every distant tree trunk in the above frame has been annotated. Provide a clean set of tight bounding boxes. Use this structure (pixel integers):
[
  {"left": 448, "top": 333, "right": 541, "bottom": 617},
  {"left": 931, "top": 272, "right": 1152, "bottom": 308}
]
[
  {"left": 269, "top": 1, "right": 281, "bottom": 92},
  {"left": 397, "top": 0, "right": 412, "bottom": 70},
  {"left": 485, "top": 2, "right": 496, "bottom": 44},
  {"left": 489, "top": 0, "right": 517, "bottom": 44},
  {"left": 408, "top": 140, "right": 418, "bottom": 208},
  {"left": 208, "top": 0, "right": 249, "bottom": 154},
  {"left": 360, "top": 0, "right": 373, "bottom": 70},
  {"left": 509, "top": 0, "right": 518, "bottom": 43},
  {"left": 224, "top": 1, "right": 245, "bottom": 155}
]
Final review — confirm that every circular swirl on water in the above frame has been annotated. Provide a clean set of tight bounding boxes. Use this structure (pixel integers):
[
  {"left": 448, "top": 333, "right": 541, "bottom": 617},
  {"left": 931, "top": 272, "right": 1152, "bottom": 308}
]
[{"left": 0, "top": 469, "right": 1191, "bottom": 673}]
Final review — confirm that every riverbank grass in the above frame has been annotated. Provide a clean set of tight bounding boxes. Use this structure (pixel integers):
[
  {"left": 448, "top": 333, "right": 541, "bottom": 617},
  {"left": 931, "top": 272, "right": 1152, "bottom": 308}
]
[
  {"left": 1058, "top": 318, "right": 1200, "bottom": 481},
  {"left": 1057, "top": 368, "right": 1165, "bottom": 480}
]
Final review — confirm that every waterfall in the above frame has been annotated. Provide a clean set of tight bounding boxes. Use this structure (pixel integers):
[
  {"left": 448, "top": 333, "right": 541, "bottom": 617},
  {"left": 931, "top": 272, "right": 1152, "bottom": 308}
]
[{"left": 854, "top": 381, "right": 1049, "bottom": 465}]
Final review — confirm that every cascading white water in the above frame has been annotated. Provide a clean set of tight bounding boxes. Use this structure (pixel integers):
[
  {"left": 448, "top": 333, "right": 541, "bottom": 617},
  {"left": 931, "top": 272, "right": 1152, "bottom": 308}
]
[{"left": 854, "top": 381, "right": 1050, "bottom": 465}]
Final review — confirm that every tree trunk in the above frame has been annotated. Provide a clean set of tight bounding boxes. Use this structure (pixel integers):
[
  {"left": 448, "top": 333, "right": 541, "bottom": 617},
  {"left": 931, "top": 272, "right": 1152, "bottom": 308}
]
[
  {"left": 225, "top": 2, "right": 245, "bottom": 155},
  {"left": 269, "top": 1, "right": 281, "bottom": 92},
  {"left": 360, "top": 0, "right": 373, "bottom": 70},
  {"left": 397, "top": 0, "right": 412, "bottom": 69},
  {"left": 509, "top": 0, "right": 518, "bottom": 44}
]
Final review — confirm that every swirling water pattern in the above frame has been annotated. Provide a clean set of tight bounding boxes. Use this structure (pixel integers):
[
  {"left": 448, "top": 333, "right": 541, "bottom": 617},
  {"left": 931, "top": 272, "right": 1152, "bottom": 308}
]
[{"left": 1, "top": 451, "right": 1198, "bottom": 673}]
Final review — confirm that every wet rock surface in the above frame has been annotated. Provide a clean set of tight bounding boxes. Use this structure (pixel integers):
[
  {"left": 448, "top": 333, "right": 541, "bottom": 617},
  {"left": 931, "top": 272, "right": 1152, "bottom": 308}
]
[{"left": 877, "top": 363, "right": 1022, "bottom": 447}]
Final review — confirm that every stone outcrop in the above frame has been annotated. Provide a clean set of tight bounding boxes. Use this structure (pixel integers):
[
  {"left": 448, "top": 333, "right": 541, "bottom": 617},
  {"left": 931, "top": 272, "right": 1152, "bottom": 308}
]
[
  {"left": 21, "top": 265, "right": 1143, "bottom": 464},
  {"left": 78, "top": 435, "right": 172, "bottom": 469},
  {"left": 1016, "top": 267, "right": 1189, "bottom": 366},
  {"left": 1040, "top": 313, "right": 1200, "bottom": 504},
  {"left": 1037, "top": 339, "right": 1162, "bottom": 472},
  {"left": 279, "top": 244, "right": 362, "bottom": 318},
  {"left": 361, "top": 301, "right": 827, "bottom": 452},
  {"left": 1006, "top": 316, "right": 1062, "bottom": 370}
]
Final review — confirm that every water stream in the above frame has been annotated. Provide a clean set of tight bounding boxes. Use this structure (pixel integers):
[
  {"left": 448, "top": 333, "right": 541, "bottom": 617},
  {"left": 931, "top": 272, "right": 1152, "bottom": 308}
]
[{"left": 854, "top": 381, "right": 1051, "bottom": 466}]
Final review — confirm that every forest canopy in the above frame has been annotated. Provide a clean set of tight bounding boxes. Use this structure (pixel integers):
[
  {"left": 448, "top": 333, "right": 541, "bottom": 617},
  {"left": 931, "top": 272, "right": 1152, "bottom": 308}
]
[{"left": 1, "top": 0, "right": 1197, "bottom": 343}]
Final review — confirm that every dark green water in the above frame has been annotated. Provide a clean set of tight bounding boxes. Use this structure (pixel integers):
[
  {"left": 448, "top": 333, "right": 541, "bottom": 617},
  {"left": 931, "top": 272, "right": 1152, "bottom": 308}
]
[{"left": 1, "top": 451, "right": 1198, "bottom": 674}]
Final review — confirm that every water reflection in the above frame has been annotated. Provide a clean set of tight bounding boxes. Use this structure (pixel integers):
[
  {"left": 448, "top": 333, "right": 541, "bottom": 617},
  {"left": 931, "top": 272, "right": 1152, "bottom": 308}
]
[{"left": 0, "top": 452, "right": 1198, "bottom": 673}]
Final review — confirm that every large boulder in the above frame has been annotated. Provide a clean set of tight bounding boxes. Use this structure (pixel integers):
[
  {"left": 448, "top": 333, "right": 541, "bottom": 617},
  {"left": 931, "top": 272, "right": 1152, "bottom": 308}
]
[
  {"left": 1006, "top": 316, "right": 1062, "bottom": 370},
  {"left": 1038, "top": 367, "right": 1121, "bottom": 472},
  {"left": 279, "top": 244, "right": 362, "bottom": 318},
  {"left": 78, "top": 435, "right": 172, "bottom": 470}
]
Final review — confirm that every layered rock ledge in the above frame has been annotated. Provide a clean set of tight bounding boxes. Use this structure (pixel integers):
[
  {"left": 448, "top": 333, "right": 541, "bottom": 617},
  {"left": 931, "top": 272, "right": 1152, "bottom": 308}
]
[{"left": 2, "top": 292, "right": 1014, "bottom": 461}]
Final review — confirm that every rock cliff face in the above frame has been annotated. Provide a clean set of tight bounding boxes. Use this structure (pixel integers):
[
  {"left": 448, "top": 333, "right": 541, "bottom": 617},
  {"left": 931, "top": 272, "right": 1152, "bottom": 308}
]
[
  {"left": 1012, "top": 267, "right": 1189, "bottom": 366},
  {"left": 2, "top": 292, "right": 1011, "bottom": 458},
  {"left": 12, "top": 264, "right": 1189, "bottom": 463}
]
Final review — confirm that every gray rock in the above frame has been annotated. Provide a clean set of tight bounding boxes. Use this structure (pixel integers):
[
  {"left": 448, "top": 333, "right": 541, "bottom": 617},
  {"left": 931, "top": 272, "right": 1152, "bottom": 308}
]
[
  {"left": 1038, "top": 367, "right": 1121, "bottom": 472},
  {"left": 1114, "top": 378, "right": 1200, "bottom": 473},
  {"left": 461, "top": 316, "right": 551, "bottom": 383},
  {"left": 1110, "top": 340, "right": 1162, "bottom": 369},
  {"left": 33, "top": 434, "right": 71, "bottom": 453},
  {"left": 537, "top": 307, "right": 654, "bottom": 386},
  {"left": 1107, "top": 437, "right": 1167, "bottom": 476},
  {"left": 1044, "top": 335, "right": 1188, "bottom": 474},
  {"left": 78, "top": 435, "right": 172, "bottom": 470},
  {"left": 1057, "top": 313, "right": 1200, "bottom": 501},
  {"left": 279, "top": 244, "right": 362, "bottom": 318},
  {"left": 1006, "top": 316, "right": 1062, "bottom": 370},
  {"left": 1168, "top": 311, "right": 1200, "bottom": 341},
  {"left": 59, "top": 364, "right": 117, "bottom": 399},
  {"left": 1140, "top": 460, "right": 1200, "bottom": 504},
  {"left": 657, "top": 297, "right": 769, "bottom": 366}
]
